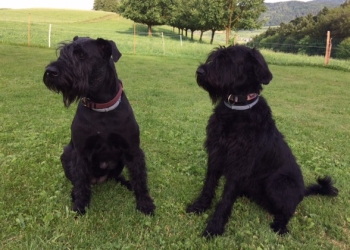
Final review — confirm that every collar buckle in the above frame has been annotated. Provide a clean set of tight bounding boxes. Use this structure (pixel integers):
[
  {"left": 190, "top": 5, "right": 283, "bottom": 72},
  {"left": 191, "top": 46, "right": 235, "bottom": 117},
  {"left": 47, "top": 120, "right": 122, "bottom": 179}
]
[{"left": 81, "top": 97, "right": 90, "bottom": 107}]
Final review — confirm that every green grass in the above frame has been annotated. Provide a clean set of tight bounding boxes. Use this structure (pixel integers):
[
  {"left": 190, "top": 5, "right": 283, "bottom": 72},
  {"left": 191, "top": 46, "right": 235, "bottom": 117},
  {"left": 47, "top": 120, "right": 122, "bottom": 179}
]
[{"left": 1, "top": 9, "right": 350, "bottom": 250}]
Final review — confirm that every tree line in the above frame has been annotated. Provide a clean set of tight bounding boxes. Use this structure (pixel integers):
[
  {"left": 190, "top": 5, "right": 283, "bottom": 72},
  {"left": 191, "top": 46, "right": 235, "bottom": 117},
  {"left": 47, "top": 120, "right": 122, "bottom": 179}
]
[
  {"left": 260, "top": 0, "right": 344, "bottom": 27},
  {"left": 93, "top": 0, "right": 267, "bottom": 45},
  {"left": 248, "top": 1, "right": 350, "bottom": 59}
]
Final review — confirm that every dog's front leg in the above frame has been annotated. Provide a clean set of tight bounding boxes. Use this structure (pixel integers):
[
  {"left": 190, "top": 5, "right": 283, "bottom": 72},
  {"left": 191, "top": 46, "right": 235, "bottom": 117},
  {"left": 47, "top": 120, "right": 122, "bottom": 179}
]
[
  {"left": 70, "top": 157, "right": 92, "bottom": 215},
  {"left": 202, "top": 181, "right": 239, "bottom": 238},
  {"left": 126, "top": 149, "right": 155, "bottom": 215},
  {"left": 186, "top": 156, "right": 223, "bottom": 214}
]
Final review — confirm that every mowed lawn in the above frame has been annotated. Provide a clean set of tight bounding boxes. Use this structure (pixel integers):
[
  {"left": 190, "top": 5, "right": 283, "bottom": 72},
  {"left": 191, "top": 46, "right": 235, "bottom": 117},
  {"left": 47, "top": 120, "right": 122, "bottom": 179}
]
[{"left": 0, "top": 42, "right": 349, "bottom": 250}]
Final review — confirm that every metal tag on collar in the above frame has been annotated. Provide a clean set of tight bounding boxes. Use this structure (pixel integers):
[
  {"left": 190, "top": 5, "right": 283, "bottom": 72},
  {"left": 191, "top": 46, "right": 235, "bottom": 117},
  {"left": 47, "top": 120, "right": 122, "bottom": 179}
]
[
  {"left": 81, "top": 97, "right": 90, "bottom": 107},
  {"left": 227, "top": 94, "right": 235, "bottom": 105}
]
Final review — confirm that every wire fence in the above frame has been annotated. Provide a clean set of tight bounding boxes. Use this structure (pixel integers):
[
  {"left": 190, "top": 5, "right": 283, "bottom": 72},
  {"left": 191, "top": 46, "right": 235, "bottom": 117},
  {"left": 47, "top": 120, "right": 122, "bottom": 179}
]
[
  {"left": 0, "top": 21, "right": 220, "bottom": 59},
  {"left": 0, "top": 18, "right": 349, "bottom": 62}
]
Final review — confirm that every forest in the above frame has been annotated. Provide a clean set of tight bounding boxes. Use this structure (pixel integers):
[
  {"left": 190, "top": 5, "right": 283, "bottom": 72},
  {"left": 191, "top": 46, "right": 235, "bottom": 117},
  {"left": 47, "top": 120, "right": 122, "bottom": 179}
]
[
  {"left": 261, "top": 0, "right": 345, "bottom": 26},
  {"left": 96, "top": 0, "right": 267, "bottom": 45},
  {"left": 93, "top": 0, "right": 350, "bottom": 59},
  {"left": 249, "top": 1, "right": 350, "bottom": 59},
  {"left": 93, "top": 0, "right": 345, "bottom": 29}
]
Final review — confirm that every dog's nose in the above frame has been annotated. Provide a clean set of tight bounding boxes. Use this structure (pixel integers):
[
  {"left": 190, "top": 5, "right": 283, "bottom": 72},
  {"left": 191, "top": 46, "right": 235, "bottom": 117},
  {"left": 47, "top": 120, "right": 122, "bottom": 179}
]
[
  {"left": 45, "top": 66, "right": 59, "bottom": 77},
  {"left": 196, "top": 67, "right": 206, "bottom": 76}
]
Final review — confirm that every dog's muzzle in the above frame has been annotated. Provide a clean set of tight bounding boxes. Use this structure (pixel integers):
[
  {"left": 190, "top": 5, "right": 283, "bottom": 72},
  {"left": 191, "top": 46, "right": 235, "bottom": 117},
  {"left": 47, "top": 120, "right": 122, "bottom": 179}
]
[
  {"left": 45, "top": 65, "right": 60, "bottom": 77},
  {"left": 196, "top": 67, "right": 205, "bottom": 76}
]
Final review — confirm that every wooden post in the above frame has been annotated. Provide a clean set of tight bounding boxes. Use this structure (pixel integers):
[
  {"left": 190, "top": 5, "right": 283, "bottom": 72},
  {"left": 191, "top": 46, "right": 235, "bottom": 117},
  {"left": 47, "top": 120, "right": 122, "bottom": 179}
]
[
  {"left": 327, "top": 38, "right": 332, "bottom": 65},
  {"left": 28, "top": 13, "right": 31, "bottom": 46},
  {"left": 133, "top": 23, "right": 136, "bottom": 54},
  {"left": 324, "top": 31, "right": 331, "bottom": 65},
  {"left": 233, "top": 33, "right": 238, "bottom": 45}
]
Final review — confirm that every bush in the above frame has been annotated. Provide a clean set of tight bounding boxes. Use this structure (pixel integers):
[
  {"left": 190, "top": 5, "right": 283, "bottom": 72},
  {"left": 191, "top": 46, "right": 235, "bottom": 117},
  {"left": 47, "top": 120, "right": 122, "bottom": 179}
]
[
  {"left": 259, "top": 34, "right": 284, "bottom": 51},
  {"left": 335, "top": 37, "right": 350, "bottom": 59},
  {"left": 280, "top": 36, "right": 298, "bottom": 53}
]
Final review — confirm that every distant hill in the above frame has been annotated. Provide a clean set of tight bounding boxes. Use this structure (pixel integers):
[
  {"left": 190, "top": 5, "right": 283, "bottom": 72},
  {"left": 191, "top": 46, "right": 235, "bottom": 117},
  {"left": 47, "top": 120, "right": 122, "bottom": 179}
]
[{"left": 261, "top": 0, "right": 345, "bottom": 26}]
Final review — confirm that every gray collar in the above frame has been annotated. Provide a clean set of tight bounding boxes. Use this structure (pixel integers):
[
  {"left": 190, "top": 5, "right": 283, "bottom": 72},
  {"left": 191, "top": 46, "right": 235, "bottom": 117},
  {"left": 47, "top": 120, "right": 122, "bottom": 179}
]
[{"left": 224, "top": 96, "right": 259, "bottom": 110}]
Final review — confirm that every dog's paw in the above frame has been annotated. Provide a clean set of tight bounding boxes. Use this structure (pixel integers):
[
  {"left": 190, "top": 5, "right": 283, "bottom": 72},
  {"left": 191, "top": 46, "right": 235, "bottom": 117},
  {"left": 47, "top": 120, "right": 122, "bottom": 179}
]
[
  {"left": 115, "top": 176, "right": 132, "bottom": 191},
  {"left": 72, "top": 199, "right": 89, "bottom": 215},
  {"left": 270, "top": 222, "right": 289, "bottom": 236},
  {"left": 72, "top": 205, "right": 86, "bottom": 215},
  {"left": 136, "top": 198, "right": 156, "bottom": 216},
  {"left": 123, "top": 181, "right": 133, "bottom": 191},
  {"left": 202, "top": 225, "right": 225, "bottom": 238},
  {"left": 186, "top": 203, "right": 207, "bottom": 214}
]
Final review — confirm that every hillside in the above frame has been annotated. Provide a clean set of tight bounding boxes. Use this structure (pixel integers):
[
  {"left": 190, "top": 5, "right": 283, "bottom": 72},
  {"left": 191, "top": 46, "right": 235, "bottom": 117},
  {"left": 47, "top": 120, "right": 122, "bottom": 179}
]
[{"left": 261, "top": 0, "right": 345, "bottom": 26}]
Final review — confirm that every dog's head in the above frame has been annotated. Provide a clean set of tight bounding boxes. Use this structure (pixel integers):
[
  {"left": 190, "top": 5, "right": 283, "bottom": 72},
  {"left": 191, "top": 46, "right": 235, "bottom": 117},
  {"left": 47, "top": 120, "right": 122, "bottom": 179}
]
[
  {"left": 43, "top": 36, "right": 122, "bottom": 107},
  {"left": 196, "top": 45, "right": 272, "bottom": 104}
]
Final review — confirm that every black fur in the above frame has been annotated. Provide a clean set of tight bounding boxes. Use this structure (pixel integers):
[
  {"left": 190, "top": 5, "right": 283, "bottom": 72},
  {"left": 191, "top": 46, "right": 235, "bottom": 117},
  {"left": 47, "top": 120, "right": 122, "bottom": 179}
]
[
  {"left": 187, "top": 45, "right": 338, "bottom": 237},
  {"left": 43, "top": 36, "right": 155, "bottom": 215}
]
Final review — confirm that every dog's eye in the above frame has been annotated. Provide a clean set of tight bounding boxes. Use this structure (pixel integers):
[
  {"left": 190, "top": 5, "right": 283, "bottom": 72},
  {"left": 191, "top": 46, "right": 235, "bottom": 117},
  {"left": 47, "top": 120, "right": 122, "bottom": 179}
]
[
  {"left": 74, "top": 50, "right": 86, "bottom": 60},
  {"left": 80, "top": 53, "right": 85, "bottom": 59},
  {"left": 78, "top": 52, "right": 86, "bottom": 60}
]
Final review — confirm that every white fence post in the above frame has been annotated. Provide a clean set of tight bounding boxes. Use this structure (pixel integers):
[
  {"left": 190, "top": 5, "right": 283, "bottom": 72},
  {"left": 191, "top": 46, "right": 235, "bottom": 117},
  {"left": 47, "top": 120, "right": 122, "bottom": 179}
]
[
  {"left": 180, "top": 35, "right": 183, "bottom": 46},
  {"left": 48, "top": 24, "right": 52, "bottom": 48},
  {"left": 162, "top": 32, "right": 165, "bottom": 55}
]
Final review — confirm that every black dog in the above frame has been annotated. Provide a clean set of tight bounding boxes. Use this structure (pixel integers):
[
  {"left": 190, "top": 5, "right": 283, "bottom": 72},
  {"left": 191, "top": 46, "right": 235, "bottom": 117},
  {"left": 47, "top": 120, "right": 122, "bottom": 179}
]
[
  {"left": 187, "top": 45, "right": 338, "bottom": 237},
  {"left": 43, "top": 36, "right": 155, "bottom": 215}
]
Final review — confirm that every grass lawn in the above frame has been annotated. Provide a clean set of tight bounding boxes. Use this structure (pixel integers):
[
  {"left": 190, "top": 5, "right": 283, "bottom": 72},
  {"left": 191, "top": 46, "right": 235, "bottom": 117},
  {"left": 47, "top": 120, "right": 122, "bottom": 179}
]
[
  {"left": 0, "top": 8, "right": 350, "bottom": 250},
  {"left": 0, "top": 43, "right": 349, "bottom": 249}
]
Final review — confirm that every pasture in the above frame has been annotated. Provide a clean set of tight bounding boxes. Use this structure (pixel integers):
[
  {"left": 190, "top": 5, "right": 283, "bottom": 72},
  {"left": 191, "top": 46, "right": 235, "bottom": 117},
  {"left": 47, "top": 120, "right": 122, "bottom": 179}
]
[{"left": 0, "top": 9, "right": 350, "bottom": 250}]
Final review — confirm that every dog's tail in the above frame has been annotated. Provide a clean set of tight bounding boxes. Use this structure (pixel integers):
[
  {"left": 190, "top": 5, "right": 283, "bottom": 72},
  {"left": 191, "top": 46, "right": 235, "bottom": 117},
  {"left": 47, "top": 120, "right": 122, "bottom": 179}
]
[{"left": 304, "top": 176, "right": 338, "bottom": 197}]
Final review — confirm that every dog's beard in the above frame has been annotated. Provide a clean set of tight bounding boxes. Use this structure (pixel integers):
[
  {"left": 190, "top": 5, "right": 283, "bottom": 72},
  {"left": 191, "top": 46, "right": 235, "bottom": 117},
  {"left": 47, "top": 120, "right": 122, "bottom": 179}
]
[
  {"left": 196, "top": 70, "right": 227, "bottom": 104},
  {"left": 43, "top": 65, "right": 89, "bottom": 107}
]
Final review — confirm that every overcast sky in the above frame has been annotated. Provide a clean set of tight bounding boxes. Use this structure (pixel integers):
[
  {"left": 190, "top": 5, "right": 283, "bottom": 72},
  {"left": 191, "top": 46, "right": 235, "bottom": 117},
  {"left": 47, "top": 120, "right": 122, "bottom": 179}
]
[
  {"left": 0, "top": 0, "right": 312, "bottom": 10},
  {"left": 0, "top": 0, "right": 95, "bottom": 10}
]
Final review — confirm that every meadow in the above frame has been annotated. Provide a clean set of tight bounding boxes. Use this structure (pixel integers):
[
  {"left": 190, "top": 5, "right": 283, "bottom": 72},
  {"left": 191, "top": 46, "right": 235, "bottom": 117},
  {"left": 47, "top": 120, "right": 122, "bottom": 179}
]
[{"left": 0, "top": 9, "right": 350, "bottom": 250}]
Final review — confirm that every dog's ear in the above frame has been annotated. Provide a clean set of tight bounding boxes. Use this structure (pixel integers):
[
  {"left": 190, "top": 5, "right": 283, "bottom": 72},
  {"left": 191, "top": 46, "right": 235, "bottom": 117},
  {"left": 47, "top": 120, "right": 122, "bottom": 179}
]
[
  {"left": 251, "top": 48, "right": 273, "bottom": 85},
  {"left": 109, "top": 40, "right": 122, "bottom": 62},
  {"left": 73, "top": 36, "right": 79, "bottom": 41},
  {"left": 96, "top": 38, "right": 122, "bottom": 63}
]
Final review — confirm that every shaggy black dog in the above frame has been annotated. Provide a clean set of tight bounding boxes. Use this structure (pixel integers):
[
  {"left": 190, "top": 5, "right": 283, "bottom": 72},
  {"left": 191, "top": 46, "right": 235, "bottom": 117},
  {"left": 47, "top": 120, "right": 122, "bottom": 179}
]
[
  {"left": 186, "top": 45, "right": 338, "bottom": 237},
  {"left": 43, "top": 36, "right": 155, "bottom": 215}
]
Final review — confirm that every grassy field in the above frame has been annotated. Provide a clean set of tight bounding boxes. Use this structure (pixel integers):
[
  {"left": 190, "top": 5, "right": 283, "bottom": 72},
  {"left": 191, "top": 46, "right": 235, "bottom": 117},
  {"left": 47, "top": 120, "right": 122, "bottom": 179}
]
[
  {"left": 1, "top": 8, "right": 349, "bottom": 70},
  {"left": 1, "top": 9, "right": 350, "bottom": 250}
]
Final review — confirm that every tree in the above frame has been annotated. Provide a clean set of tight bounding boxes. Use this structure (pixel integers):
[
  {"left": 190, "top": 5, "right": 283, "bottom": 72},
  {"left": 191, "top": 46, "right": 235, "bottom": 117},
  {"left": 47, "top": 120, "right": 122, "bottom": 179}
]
[
  {"left": 118, "top": 0, "right": 170, "bottom": 35},
  {"left": 311, "top": 4, "right": 350, "bottom": 39},
  {"left": 167, "top": 0, "right": 202, "bottom": 40},
  {"left": 249, "top": 2, "right": 350, "bottom": 58},
  {"left": 167, "top": 0, "right": 186, "bottom": 35},
  {"left": 342, "top": 0, "right": 350, "bottom": 7},
  {"left": 94, "top": 0, "right": 120, "bottom": 12},
  {"left": 221, "top": 0, "right": 267, "bottom": 45},
  {"left": 335, "top": 37, "right": 350, "bottom": 59},
  {"left": 197, "top": 0, "right": 226, "bottom": 44}
]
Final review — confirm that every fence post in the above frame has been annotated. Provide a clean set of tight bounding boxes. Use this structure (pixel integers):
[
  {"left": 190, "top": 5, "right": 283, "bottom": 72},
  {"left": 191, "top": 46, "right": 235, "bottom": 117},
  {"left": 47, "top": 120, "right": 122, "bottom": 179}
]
[
  {"left": 233, "top": 33, "right": 238, "bottom": 45},
  {"left": 28, "top": 13, "right": 31, "bottom": 46},
  {"left": 133, "top": 23, "right": 136, "bottom": 54},
  {"left": 180, "top": 35, "right": 182, "bottom": 46},
  {"left": 162, "top": 32, "right": 165, "bottom": 55},
  {"left": 324, "top": 31, "right": 331, "bottom": 65},
  {"left": 48, "top": 24, "right": 52, "bottom": 48}
]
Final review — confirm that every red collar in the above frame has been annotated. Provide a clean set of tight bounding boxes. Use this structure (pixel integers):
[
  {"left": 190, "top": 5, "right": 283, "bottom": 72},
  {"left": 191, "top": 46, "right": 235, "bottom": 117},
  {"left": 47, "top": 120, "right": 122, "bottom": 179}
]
[{"left": 81, "top": 81, "right": 123, "bottom": 110}]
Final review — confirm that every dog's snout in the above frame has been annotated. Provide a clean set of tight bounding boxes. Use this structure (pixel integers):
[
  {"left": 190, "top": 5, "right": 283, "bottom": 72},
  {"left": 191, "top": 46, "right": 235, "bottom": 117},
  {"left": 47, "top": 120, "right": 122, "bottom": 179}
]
[
  {"left": 45, "top": 66, "right": 59, "bottom": 77},
  {"left": 196, "top": 67, "right": 206, "bottom": 76}
]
